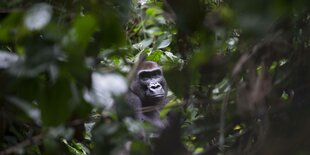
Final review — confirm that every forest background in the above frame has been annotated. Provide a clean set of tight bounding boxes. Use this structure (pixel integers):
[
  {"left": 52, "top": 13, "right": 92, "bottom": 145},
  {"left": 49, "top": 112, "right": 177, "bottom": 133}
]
[{"left": 1, "top": 0, "right": 310, "bottom": 154}]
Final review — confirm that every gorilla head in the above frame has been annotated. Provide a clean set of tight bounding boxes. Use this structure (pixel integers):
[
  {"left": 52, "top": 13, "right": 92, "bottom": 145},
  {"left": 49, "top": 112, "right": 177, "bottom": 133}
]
[{"left": 126, "top": 61, "right": 168, "bottom": 127}]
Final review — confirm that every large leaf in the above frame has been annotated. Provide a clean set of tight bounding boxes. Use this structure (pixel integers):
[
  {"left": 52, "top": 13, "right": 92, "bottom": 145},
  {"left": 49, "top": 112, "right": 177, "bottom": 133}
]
[
  {"left": 133, "top": 38, "right": 153, "bottom": 50},
  {"left": 39, "top": 79, "right": 76, "bottom": 126},
  {"left": 157, "top": 38, "right": 171, "bottom": 49},
  {"left": 62, "top": 14, "right": 97, "bottom": 54},
  {"left": 0, "top": 12, "right": 23, "bottom": 41},
  {"left": 165, "top": 68, "right": 187, "bottom": 98},
  {"left": 147, "top": 50, "right": 163, "bottom": 62},
  {"left": 24, "top": 3, "right": 53, "bottom": 31}
]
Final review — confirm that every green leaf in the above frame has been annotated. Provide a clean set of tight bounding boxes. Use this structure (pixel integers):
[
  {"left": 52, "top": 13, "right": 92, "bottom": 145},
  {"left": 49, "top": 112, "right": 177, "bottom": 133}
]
[
  {"left": 0, "top": 12, "right": 23, "bottom": 41},
  {"left": 62, "top": 14, "right": 97, "bottom": 54},
  {"left": 133, "top": 38, "right": 153, "bottom": 50},
  {"left": 145, "top": 27, "right": 163, "bottom": 36},
  {"left": 165, "top": 68, "right": 187, "bottom": 98},
  {"left": 130, "top": 140, "right": 152, "bottom": 154},
  {"left": 147, "top": 50, "right": 162, "bottom": 62},
  {"left": 281, "top": 91, "right": 289, "bottom": 100},
  {"left": 164, "top": 51, "right": 178, "bottom": 61},
  {"left": 157, "top": 38, "right": 171, "bottom": 49},
  {"left": 7, "top": 97, "right": 41, "bottom": 124},
  {"left": 39, "top": 79, "right": 75, "bottom": 126},
  {"left": 160, "top": 98, "right": 180, "bottom": 118},
  {"left": 146, "top": 7, "right": 163, "bottom": 17},
  {"left": 63, "top": 140, "right": 89, "bottom": 155}
]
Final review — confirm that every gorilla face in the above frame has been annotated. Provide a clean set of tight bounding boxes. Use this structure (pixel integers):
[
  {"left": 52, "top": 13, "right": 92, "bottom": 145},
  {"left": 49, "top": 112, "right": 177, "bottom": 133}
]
[
  {"left": 138, "top": 68, "right": 165, "bottom": 101},
  {"left": 129, "top": 61, "right": 168, "bottom": 105}
]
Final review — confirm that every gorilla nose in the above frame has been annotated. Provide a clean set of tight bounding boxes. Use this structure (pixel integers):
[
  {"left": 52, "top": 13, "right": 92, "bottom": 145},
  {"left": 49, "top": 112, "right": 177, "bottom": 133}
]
[
  {"left": 151, "top": 84, "right": 160, "bottom": 89},
  {"left": 150, "top": 83, "right": 161, "bottom": 90}
]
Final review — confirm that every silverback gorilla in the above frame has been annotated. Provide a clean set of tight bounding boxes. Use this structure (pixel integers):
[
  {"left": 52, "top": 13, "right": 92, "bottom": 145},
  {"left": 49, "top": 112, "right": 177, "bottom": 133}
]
[{"left": 125, "top": 61, "right": 168, "bottom": 128}]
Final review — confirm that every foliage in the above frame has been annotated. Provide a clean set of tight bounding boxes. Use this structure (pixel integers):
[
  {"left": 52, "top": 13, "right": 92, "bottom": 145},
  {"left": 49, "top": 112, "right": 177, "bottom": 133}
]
[{"left": 1, "top": 0, "right": 310, "bottom": 154}]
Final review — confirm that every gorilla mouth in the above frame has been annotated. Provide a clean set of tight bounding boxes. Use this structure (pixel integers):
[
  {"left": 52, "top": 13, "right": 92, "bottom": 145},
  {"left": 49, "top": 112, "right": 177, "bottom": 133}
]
[{"left": 148, "top": 94, "right": 165, "bottom": 99}]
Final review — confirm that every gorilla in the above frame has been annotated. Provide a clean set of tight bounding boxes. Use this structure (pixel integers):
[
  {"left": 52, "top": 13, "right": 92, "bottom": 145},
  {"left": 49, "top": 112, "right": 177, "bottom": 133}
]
[{"left": 125, "top": 61, "right": 168, "bottom": 128}]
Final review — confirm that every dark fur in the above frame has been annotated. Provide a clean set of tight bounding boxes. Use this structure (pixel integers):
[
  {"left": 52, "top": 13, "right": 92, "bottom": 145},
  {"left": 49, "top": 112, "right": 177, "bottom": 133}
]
[{"left": 125, "top": 61, "right": 168, "bottom": 128}]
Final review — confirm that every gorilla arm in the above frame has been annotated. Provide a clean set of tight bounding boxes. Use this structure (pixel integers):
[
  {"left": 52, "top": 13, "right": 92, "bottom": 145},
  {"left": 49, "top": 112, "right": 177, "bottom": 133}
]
[{"left": 125, "top": 90, "right": 143, "bottom": 120}]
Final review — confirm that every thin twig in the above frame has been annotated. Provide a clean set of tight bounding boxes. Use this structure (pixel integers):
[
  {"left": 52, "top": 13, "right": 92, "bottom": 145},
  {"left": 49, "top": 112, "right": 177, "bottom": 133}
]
[{"left": 218, "top": 89, "right": 231, "bottom": 152}]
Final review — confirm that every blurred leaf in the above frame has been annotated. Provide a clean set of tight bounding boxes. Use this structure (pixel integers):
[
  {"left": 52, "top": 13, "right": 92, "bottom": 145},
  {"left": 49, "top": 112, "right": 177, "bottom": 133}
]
[
  {"left": 47, "top": 126, "right": 74, "bottom": 140},
  {"left": 147, "top": 50, "right": 162, "bottom": 62},
  {"left": 165, "top": 0, "right": 205, "bottom": 34},
  {"left": 0, "top": 12, "right": 23, "bottom": 41},
  {"left": 145, "top": 27, "right": 163, "bottom": 36},
  {"left": 7, "top": 97, "right": 41, "bottom": 124},
  {"left": 84, "top": 72, "right": 128, "bottom": 109},
  {"left": 164, "top": 51, "right": 178, "bottom": 61},
  {"left": 92, "top": 122, "right": 129, "bottom": 155},
  {"left": 97, "top": 4, "right": 126, "bottom": 48},
  {"left": 63, "top": 139, "right": 89, "bottom": 155},
  {"left": 43, "top": 137, "right": 70, "bottom": 155},
  {"left": 0, "top": 50, "right": 19, "bottom": 69},
  {"left": 24, "top": 3, "right": 53, "bottom": 31},
  {"left": 39, "top": 79, "right": 76, "bottom": 126},
  {"left": 130, "top": 140, "right": 152, "bottom": 154},
  {"left": 7, "top": 42, "right": 62, "bottom": 78},
  {"left": 124, "top": 117, "right": 144, "bottom": 135},
  {"left": 146, "top": 7, "right": 163, "bottom": 17},
  {"left": 62, "top": 14, "right": 97, "bottom": 54},
  {"left": 160, "top": 98, "right": 180, "bottom": 118},
  {"left": 133, "top": 38, "right": 153, "bottom": 50},
  {"left": 158, "top": 38, "right": 171, "bottom": 49},
  {"left": 165, "top": 68, "right": 187, "bottom": 98}
]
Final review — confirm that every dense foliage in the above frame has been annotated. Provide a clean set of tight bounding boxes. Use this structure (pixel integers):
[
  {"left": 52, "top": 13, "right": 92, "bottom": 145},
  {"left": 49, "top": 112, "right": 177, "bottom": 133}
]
[{"left": 1, "top": 0, "right": 310, "bottom": 154}]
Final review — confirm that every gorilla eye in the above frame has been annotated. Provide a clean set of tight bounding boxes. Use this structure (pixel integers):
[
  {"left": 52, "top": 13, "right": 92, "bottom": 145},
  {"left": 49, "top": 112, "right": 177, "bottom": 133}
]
[
  {"left": 139, "top": 69, "right": 162, "bottom": 80},
  {"left": 153, "top": 70, "right": 162, "bottom": 76},
  {"left": 139, "top": 71, "right": 150, "bottom": 80}
]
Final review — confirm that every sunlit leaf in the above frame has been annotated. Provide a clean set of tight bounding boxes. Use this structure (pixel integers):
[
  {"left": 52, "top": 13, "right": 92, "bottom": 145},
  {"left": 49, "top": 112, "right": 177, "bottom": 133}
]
[
  {"left": 138, "top": 0, "right": 148, "bottom": 6},
  {"left": 0, "top": 50, "right": 19, "bottom": 69},
  {"left": 24, "top": 3, "right": 53, "bottom": 31},
  {"left": 164, "top": 51, "right": 178, "bottom": 61},
  {"left": 145, "top": 27, "right": 163, "bottom": 36},
  {"left": 84, "top": 72, "right": 127, "bottom": 109},
  {"left": 157, "top": 38, "right": 171, "bottom": 49},
  {"left": 281, "top": 91, "right": 289, "bottom": 100},
  {"left": 146, "top": 7, "right": 163, "bottom": 17},
  {"left": 160, "top": 98, "right": 180, "bottom": 118},
  {"left": 48, "top": 126, "right": 74, "bottom": 140},
  {"left": 147, "top": 50, "right": 162, "bottom": 62},
  {"left": 133, "top": 38, "right": 153, "bottom": 50},
  {"left": 7, "top": 97, "right": 41, "bottom": 125}
]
